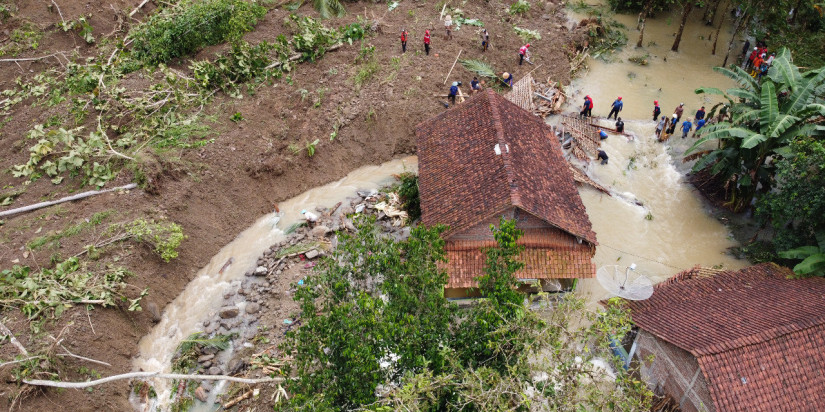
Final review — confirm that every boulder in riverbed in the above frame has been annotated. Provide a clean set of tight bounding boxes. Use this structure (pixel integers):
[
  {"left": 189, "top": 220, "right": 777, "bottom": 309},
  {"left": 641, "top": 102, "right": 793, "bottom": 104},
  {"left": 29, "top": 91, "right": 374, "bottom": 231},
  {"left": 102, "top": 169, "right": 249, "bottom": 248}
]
[{"left": 219, "top": 306, "right": 239, "bottom": 319}]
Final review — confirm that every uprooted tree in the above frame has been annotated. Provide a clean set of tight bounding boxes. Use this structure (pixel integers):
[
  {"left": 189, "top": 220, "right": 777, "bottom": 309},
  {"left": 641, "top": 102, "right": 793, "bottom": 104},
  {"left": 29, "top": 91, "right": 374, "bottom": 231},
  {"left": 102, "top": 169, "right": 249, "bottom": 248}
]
[{"left": 280, "top": 216, "right": 653, "bottom": 410}]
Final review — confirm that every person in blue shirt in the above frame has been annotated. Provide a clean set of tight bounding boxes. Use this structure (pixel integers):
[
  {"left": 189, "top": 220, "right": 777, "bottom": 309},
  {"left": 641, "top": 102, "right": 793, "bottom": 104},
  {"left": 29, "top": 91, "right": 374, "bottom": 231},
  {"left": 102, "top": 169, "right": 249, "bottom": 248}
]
[
  {"left": 693, "top": 118, "right": 706, "bottom": 137},
  {"left": 695, "top": 106, "right": 706, "bottom": 121},
  {"left": 681, "top": 117, "right": 693, "bottom": 138},
  {"left": 448, "top": 81, "right": 459, "bottom": 105},
  {"left": 607, "top": 96, "right": 623, "bottom": 120},
  {"left": 599, "top": 129, "right": 608, "bottom": 140},
  {"left": 471, "top": 77, "right": 482, "bottom": 94},
  {"left": 502, "top": 72, "right": 513, "bottom": 88}
]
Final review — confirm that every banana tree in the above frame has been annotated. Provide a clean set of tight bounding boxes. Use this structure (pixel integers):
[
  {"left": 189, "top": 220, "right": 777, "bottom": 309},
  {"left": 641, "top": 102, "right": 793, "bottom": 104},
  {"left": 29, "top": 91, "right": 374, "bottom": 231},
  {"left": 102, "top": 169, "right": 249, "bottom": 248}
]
[{"left": 686, "top": 48, "right": 825, "bottom": 211}]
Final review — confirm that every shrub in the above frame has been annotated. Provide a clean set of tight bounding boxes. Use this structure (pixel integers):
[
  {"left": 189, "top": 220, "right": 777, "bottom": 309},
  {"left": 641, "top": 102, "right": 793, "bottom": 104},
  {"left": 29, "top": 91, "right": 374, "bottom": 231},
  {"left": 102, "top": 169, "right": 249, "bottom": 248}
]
[
  {"left": 129, "top": 0, "right": 267, "bottom": 65},
  {"left": 396, "top": 172, "right": 420, "bottom": 222},
  {"left": 126, "top": 219, "right": 186, "bottom": 262},
  {"left": 509, "top": 0, "right": 530, "bottom": 15}
]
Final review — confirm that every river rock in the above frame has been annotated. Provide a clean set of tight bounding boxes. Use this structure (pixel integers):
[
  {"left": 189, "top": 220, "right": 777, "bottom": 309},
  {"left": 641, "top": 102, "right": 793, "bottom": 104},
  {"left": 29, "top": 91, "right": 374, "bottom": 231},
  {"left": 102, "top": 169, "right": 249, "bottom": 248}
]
[
  {"left": 195, "top": 386, "right": 208, "bottom": 402},
  {"left": 310, "top": 225, "right": 330, "bottom": 237},
  {"left": 201, "top": 381, "right": 213, "bottom": 391},
  {"left": 228, "top": 359, "right": 247, "bottom": 375},
  {"left": 208, "top": 366, "right": 222, "bottom": 375},
  {"left": 305, "top": 249, "right": 320, "bottom": 259},
  {"left": 145, "top": 301, "right": 162, "bottom": 323},
  {"left": 201, "top": 360, "right": 212, "bottom": 368},
  {"left": 198, "top": 354, "right": 215, "bottom": 363},
  {"left": 205, "top": 324, "right": 217, "bottom": 334},
  {"left": 203, "top": 346, "right": 219, "bottom": 355},
  {"left": 355, "top": 204, "right": 365, "bottom": 213},
  {"left": 219, "top": 306, "right": 239, "bottom": 319},
  {"left": 245, "top": 302, "right": 261, "bottom": 314},
  {"left": 344, "top": 218, "right": 356, "bottom": 232},
  {"left": 254, "top": 266, "right": 268, "bottom": 276}
]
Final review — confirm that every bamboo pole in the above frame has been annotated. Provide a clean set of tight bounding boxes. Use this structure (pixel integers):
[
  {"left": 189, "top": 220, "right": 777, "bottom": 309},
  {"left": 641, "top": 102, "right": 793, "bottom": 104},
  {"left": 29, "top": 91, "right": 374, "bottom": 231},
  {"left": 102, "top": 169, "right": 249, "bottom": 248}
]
[
  {"left": 0, "top": 183, "right": 137, "bottom": 218},
  {"left": 443, "top": 49, "right": 463, "bottom": 85}
]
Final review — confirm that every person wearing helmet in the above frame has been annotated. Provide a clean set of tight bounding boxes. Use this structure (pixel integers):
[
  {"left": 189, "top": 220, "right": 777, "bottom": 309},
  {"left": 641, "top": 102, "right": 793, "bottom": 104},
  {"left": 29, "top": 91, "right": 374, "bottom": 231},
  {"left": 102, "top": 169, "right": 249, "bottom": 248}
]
[
  {"left": 502, "top": 72, "right": 513, "bottom": 87},
  {"left": 519, "top": 43, "right": 531, "bottom": 65},
  {"left": 674, "top": 103, "right": 685, "bottom": 123},
  {"left": 424, "top": 30, "right": 431, "bottom": 55},
  {"left": 444, "top": 15, "right": 453, "bottom": 40},
  {"left": 607, "top": 96, "right": 623, "bottom": 120},
  {"left": 448, "top": 81, "right": 459, "bottom": 105},
  {"left": 667, "top": 113, "right": 679, "bottom": 135},
  {"left": 652, "top": 100, "right": 661, "bottom": 121},
  {"left": 579, "top": 95, "right": 593, "bottom": 118}
]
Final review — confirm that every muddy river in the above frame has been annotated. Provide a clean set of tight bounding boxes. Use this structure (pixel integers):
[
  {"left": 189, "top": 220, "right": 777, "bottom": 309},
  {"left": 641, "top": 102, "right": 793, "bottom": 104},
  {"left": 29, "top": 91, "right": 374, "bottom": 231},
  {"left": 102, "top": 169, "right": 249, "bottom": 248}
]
[{"left": 133, "top": 5, "right": 748, "bottom": 410}]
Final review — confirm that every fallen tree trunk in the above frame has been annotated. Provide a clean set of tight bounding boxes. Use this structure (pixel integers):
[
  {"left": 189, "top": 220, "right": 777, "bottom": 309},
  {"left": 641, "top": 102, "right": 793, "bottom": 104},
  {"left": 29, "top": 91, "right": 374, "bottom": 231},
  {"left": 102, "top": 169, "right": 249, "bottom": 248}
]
[
  {"left": 24, "top": 371, "right": 282, "bottom": 389},
  {"left": 264, "top": 44, "right": 344, "bottom": 70},
  {"left": 0, "top": 183, "right": 137, "bottom": 218}
]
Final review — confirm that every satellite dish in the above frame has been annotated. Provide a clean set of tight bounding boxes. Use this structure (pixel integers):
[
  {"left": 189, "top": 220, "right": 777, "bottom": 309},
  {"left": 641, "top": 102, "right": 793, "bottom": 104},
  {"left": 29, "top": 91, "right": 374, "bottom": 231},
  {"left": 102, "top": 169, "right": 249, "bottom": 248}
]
[{"left": 596, "top": 264, "right": 653, "bottom": 300}]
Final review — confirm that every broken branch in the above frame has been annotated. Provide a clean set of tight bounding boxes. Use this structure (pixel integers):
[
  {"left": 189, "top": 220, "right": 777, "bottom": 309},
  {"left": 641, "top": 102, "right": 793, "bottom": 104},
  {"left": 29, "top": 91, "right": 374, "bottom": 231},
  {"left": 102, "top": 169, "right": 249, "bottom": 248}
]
[{"left": 24, "top": 371, "right": 283, "bottom": 389}]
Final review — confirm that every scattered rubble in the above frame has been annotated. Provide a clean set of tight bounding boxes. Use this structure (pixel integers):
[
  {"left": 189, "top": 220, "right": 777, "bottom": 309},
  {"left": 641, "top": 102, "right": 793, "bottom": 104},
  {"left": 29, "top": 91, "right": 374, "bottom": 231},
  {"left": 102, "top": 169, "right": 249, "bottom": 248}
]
[{"left": 172, "top": 185, "right": 414, "bottom": 405}]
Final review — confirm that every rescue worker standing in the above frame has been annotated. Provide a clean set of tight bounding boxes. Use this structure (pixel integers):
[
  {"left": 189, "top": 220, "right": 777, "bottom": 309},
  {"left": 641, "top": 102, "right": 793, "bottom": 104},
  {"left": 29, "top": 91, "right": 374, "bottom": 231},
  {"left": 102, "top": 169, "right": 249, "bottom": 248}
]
[
  {"left": 481, "top": 29, "right": 490, "bottom": 52},
  {"left": 400, "top": 29, "right": 408, "bottom": 53},
  {"left": 607, "top": 96, "right": 623, "bottom": 120},
  {"left": 448, "top": 82, "right": 459, "bottom": 105},
  {"left": 424, "top": 30, "right": 431, "bottom": 55},
  {"left": 652, "top": 100, "right": 661, "bottom": 121},
  {"left": 580, "top": 95, "right": 593, "bottom": 118}
]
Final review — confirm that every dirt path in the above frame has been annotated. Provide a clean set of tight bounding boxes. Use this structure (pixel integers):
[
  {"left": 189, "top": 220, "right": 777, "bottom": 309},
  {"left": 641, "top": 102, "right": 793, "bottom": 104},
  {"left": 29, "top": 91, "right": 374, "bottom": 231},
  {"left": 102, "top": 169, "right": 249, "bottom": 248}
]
[{"left": 0, "top": 0, "right": 586, "bottom": 409}]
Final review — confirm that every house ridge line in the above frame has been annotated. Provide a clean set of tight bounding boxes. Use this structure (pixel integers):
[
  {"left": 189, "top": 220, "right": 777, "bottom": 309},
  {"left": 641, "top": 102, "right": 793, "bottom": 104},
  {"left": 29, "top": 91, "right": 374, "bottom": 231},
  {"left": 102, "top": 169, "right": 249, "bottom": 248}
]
[{"left": 487, "top": 90, "right": 522, "bottom": 209}]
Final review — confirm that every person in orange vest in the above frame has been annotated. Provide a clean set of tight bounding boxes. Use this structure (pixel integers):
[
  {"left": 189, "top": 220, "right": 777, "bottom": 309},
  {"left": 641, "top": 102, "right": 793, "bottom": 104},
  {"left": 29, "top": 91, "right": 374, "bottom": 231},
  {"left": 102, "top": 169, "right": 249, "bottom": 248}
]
[
  {"left": 400, "top": 29, "right": 408, "bottom": 53},
  {"left": 424, "top": 29, "right": 431, "bottom": 55},
  {"left": 751, "top": 53, "right": 764, "bottom": 77},
  {"left": 519, "top": 43, "right": 531, "bottom": 65}
]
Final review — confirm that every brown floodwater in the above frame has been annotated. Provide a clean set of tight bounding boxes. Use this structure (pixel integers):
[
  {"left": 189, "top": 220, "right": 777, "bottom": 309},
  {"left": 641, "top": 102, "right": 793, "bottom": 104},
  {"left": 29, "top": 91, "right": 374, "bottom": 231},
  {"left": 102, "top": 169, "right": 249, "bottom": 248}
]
[{"left": 563, "top": 4, "right": 747, "bottom": 304}]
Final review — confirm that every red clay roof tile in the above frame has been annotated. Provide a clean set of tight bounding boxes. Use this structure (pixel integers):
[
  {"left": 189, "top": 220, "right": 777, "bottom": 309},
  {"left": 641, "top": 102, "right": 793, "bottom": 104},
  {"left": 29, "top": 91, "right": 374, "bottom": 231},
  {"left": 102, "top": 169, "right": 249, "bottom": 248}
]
[
  {"left": 415, "top": 90, "right": 597, "bottom": 244},
  {"left": 628, "top": 264, "right": 825, "bottom": 411}
]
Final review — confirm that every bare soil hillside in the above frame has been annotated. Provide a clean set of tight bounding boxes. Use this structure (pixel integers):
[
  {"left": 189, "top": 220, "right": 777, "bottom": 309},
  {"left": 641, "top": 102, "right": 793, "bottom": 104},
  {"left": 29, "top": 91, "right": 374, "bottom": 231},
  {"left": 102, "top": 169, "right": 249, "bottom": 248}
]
[{"left": 0, "top": 0, "right": 589, "bottom": 408}]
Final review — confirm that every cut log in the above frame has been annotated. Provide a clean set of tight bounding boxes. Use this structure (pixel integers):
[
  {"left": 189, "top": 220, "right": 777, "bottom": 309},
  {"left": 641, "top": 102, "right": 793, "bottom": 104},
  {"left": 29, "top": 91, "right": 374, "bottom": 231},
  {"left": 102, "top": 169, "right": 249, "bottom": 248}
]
[{"left": 0, "top": 183, "right": 138, "bottom": 218}]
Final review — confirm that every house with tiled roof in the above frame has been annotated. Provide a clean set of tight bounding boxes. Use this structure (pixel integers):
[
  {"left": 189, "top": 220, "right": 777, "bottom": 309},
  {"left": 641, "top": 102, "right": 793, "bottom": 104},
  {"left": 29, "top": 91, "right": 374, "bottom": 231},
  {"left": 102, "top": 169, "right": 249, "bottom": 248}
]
[
  {"left": 415, "top": 90, "right": 597, "bottom": 297},
  {"left": 625, "top": 263, "right": 825, "bottom": 412}
]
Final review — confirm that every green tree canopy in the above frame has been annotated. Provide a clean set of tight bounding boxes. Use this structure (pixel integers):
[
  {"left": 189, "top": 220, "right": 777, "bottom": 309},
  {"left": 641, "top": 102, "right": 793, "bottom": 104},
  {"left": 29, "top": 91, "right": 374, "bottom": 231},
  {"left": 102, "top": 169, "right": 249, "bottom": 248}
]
[{"left": 280, "top": 217, "right": 652, "bottom": 410}]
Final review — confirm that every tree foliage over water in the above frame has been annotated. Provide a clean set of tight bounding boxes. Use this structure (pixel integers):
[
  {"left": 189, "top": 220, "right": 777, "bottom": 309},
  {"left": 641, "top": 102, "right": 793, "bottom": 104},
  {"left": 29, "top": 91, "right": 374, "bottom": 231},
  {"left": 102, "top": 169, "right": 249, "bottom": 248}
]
[
  {"left": 688, "top": 48, "right": 825, "bottom": 212},
  {"left": 689, "top": 48, "right": 825, "bottom": 276},
  {"left": 281, "top": 217, "right": 652, "bottom": 410}
]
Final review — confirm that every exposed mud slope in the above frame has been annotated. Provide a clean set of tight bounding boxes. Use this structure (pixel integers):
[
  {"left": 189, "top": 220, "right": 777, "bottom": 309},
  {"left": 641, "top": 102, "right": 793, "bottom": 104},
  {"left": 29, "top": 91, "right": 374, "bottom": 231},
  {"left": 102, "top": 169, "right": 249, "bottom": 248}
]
[{"left": 0, "top": 0, "right": 579, "bottom": 409}]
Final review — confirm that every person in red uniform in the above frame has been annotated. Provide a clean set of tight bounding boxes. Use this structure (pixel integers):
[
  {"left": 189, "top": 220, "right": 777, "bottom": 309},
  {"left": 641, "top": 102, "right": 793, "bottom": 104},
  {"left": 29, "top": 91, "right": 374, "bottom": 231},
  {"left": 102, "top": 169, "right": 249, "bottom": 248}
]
[
  {"left": 423, "top": 30, "right": 431, "bottom": 55},
  {"left": 519, "top": 43, "right": 531, "bottom": 65},
  {"left": 400, "top": 29, "right": 407, "bottom": 53}
]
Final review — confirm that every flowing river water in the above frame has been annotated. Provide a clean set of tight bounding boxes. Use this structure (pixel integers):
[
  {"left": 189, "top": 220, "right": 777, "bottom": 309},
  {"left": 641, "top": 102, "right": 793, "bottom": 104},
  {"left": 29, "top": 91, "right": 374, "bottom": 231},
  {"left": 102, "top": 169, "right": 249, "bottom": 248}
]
[
  {"left": 133, "top": 5, "right": 749, "bottom": 409},
  {"left": 132, "top": 157, "right": 417, "bottom": 408}
]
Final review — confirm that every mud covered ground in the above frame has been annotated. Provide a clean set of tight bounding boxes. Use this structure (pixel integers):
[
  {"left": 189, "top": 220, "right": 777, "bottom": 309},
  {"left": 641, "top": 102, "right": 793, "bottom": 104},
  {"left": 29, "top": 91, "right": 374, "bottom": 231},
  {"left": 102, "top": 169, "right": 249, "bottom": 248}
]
[{"left": 0, "top": 0, "right": 591, "bottom": 409}]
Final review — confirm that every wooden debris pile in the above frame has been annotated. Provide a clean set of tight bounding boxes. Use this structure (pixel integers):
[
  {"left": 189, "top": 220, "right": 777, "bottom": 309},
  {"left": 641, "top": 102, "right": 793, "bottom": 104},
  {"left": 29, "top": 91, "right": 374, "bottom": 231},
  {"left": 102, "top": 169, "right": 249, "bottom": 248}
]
[
  {"left": 532, "top": 78, "right": 566, "bottom": 117},
  {"left": 560, "top": 115, "right": 601, "bottom": 161}
]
